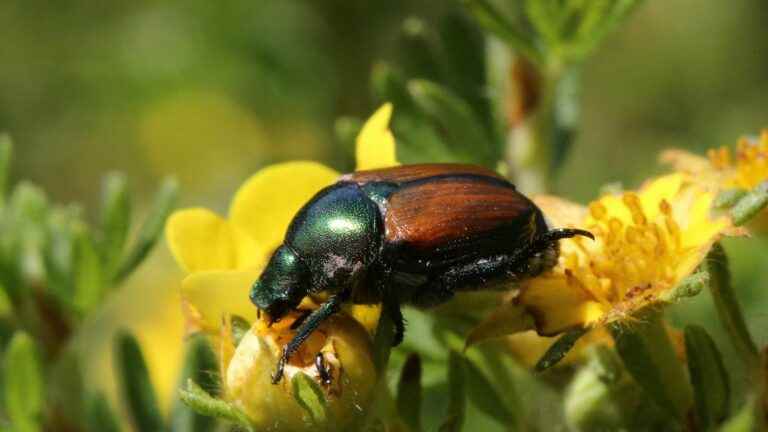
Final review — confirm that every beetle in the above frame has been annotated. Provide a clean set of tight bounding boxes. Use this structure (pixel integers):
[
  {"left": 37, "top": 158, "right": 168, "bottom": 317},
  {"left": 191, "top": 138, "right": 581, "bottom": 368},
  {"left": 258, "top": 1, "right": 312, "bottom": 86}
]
[{"left": 250, "top": 163, "right": 593, "bottom": 383}]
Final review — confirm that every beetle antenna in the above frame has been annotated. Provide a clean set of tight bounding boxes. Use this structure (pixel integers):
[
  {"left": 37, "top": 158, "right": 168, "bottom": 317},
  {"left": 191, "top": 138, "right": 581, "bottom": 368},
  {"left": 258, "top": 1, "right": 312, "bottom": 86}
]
[{"left": 540, "top": 228, "right": 594, "bottom": 244}]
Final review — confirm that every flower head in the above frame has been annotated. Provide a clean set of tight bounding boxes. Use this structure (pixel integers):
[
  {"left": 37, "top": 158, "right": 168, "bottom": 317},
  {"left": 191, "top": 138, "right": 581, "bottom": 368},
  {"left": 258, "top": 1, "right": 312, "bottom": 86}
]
[
  {"left": 522, "top": 174, "right": 729, "bottom": 335},
  {"left": 165, "top": 104, "right": 398, "bottom": 428},
  {"left": 471, "top": 174, "right": 731, "bottom": 342},
  {"left": 221, "top": 310, "right": 376, "bottom": 431},
  {"left": 661, "top": 130, "right": 768, "bottom": 229},
  {"left": 663, "top": 130, "right": 768, "bottom": 191}
]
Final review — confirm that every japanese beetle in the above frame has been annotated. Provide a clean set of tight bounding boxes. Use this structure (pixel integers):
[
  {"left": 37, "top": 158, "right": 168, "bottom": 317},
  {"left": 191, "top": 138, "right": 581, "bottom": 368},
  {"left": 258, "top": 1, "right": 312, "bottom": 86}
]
[{"left": 250, "top": 164, "right": 593, "bottom": 383}]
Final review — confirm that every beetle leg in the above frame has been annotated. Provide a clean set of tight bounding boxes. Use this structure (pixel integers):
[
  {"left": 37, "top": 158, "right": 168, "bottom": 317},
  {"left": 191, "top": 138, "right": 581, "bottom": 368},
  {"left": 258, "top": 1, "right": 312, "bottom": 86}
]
[
  {"left": 384, "top": 297, "right": 405, "bottom": 346},
  {"left": 315, "top": 352, "right": 333, "bottom": 385},
  {"left": 272, "top": 290, "right": 350, "bottom": 384},
  {"left": 289, "top": 309, "right": 313, "bottom": 330}
]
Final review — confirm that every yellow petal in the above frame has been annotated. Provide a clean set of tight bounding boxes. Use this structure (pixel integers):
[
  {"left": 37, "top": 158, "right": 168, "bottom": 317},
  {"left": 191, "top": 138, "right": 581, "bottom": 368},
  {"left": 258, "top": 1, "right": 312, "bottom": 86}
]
[
  {"left": 355, "top": 103, "right": 399, "bottom": 170},
  {"left": 638, "top": 173, "right": 685, "bottom": 219},
  {"left": 181, "top": 269, "right": 262, "bottom": 331},
  {"left": 533, "top": 195, "right": 587, "bottom": 227},
  {"left": 229, "top": 162, "right": 340, "bottom": 252},
  {"left": 659, "top": 149, "right": 711, "bottom": 173},
  {"left": 166, "top": 208, "right": 264, "bottom": 272},
  {"left": 519, "top": 277, "right": 606, "bottom": 335}
]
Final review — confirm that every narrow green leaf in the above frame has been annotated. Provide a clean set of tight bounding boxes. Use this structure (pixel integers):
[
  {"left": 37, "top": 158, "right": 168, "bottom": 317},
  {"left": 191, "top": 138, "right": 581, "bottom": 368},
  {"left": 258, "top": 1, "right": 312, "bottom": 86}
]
[
  {"left": 99, "top": 173, "right": 131, "bottom": 278},
  {"left": 171, "top": 336, "right": 219, "bottom": 432},
  {"left": 292, "top": 372, "right": 330, "bottom": 427},
  {"left": 397, "top": 17, "right": 442, "bottom": 81},
  {"left": 705, "top": 243, "right": 759, "bottom": 369},
  {"left": 713, "top": 188, "right": 747, "bottom": 209},
  {"left": 179, "top": 379, "right": 253, "bottom": 430},
  {"left": 334, "top": 116, "right": 363, "bottom": 157},
  {"left": 3, "top": 332, "right": 43, "bottom": 429},
  {"left": 685, "top": 325, "right": 730, "bottom": 429},
  {"left": 0, "top": 134, "right": 12, "bottom": 208},
  {"left": 396, "top": 353, "right": 422, "bottom": 431},
  {"left": 73, "top": 229, "right": 104, "bottom": 314},
  {"left": 407, "top": 79, "right": 495, "bottom": 165},
  {"left": 730, "top": 187, "right": 768, "bottom": 226},
  {"left": 371, "top": 62, "right": 415, "bottom": 112},
  {"left": 609, "top": 313, "right": 692, "bottom": 421},
  {"left": 660, "top": 271, "right": 708, "bottom": 303},
  {"left": 114, "top": 331, "right": 166, "bottom": 432},
  {"left": 230, "top": 315, "right": 251, "bottom": 347},
  {"left": 534, "top": 327, "right": 588, "bottom": 372},
  {"left": 464, "top": 302, "right": 533, "bottom": 349},
  {"left": 0, "top": 284, "right": 12, "bottom": 318},
  {"left": 86, "top": 393, "right": 121, "bottom": 432},
  {"left": 438, "top": 351, "right": 466, "bottom": 432},
  {"left": 524, "top": 0, "right": 561, "bottom": 46},
  {"left": 115, "top": 177, "right": 178, "bottom": 282},
  {"left": 463, "top": 0, "right": 541, "bottom": 62},
  {"left": 438, "top": 12, "right": 488, "bottom": 119},
  {"left": 718, "top": 399, "right": 759, "bottom": 432},
  {"left": 463, "top": 356, "right": 517, "bottom": 426}
]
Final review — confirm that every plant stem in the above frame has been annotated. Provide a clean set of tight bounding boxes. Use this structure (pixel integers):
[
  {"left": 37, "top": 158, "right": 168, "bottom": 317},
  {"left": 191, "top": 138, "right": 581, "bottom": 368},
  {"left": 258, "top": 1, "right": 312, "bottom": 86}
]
[
  {"left": 609, "top": 312, "right": 692, "bottom": 422},
  {"left": 705, "top": 243, "right": 760, "bottom": 372},
  {"left": 489, "top": 43, "right": 580, "bottom": 194}
]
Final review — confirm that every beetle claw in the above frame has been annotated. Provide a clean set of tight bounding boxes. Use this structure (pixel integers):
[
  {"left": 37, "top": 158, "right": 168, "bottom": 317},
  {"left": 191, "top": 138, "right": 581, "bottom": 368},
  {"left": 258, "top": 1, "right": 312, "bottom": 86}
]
[{"left": 315, "top": 352, "right": 332, "bottom": 385}]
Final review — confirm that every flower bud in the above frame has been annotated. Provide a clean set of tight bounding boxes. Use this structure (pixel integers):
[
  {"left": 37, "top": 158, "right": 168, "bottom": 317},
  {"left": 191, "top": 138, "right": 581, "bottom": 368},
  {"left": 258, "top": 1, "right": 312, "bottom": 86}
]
[{"left": 222, "top": 311, "right": 377, "bottom": 431}]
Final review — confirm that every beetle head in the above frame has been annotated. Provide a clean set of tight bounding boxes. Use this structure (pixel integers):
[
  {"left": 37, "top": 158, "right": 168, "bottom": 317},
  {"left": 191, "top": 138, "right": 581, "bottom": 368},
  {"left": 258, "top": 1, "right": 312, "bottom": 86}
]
[{"left": 250, "top": 245, "right": 310, "bottom": 323}]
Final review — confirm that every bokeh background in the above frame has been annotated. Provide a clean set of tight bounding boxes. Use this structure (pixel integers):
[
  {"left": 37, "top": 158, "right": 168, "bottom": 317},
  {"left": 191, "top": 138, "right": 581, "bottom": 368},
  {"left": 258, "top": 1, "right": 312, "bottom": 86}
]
[{"left": 1, "top": 0, "right": 767, "bottom": 422}]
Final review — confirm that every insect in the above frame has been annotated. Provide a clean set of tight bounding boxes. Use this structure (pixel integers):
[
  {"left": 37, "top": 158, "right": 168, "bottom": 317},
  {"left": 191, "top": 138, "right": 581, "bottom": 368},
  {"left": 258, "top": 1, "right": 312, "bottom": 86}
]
[{"left": 250, "top": 164, "right": 593, "bottom": 383}]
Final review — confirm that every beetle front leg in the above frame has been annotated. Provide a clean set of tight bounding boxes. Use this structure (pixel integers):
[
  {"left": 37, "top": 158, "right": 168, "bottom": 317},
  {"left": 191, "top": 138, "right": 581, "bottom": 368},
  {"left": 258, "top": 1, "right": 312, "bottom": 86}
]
[
  {"left": 383, "top": 297, "right": 405, "bottom": 346},
  {"left": 272, "top": 290, "right": 350, "bottom": 384}
]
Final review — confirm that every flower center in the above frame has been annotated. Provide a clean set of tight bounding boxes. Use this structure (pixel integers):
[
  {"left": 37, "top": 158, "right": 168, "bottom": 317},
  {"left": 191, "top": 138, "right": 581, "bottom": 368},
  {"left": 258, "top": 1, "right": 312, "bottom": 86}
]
[
  {"left": 708, "top": 131, "right": 768, "bottom": 190},
  {"left": 559, "top": 192, "right": 688, "bottom": 320}
]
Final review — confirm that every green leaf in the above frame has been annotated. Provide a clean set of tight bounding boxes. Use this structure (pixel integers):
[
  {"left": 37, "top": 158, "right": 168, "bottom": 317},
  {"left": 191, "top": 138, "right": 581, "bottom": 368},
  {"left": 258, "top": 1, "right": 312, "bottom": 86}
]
[
  {"left": 3, "top": 332, "right": 43, "bottom": 430},
  {"left": 98, "top": 173, "right": 131, "bottom": 278},
  {"left": 396, "top": 17, "right": 443, "bottom": 82},
  {"left": 371, "top": 62, "right": 415, "bottom": 112},
  {"left": 396, "top": 353, "right": 422, "bottom": 431},
  {"left": 230, "top": 315, "right": 251, "bottom": 347},
  {"left": 0, "top": 134, "right": 12, "bottom": 208},
  {"left": 0, "top": 284, "right": 12, "bottom": 318},
  {"left": 719, "top": 398, "right": 759, "bottom": 432},
  {"left": 730, "top": 187, "right": 768, "bottom": 226},
  {"left": 292, "top": 372, "right": 331, "bottom": 427},
  {"left": 334, "top": 116, "right": 363, "bottom": 158},
  {"left": 714, "top": 188, "right": 747, "bottom": 209},
  {"left": 86, "top": 393, "right": 121, "bottom": 432},
  {"left": 407, "top": 79, "right": 495, "bottom": 165},
  {"left": 685, "top": 325, "right": 730, "bottom": 429},
  {"left": 534, "top": 327, "right": 588, "bottom": 372},
  {"left": 608, "top": 313, "right": 692, "bottom": 421},
  {"left": 73, "top": 229, "right": 104, "bottom": 314},
  {"left": 179, "top": 379, "right": 253, "bottom": 431},
  {"left": 463, "top": 0, "right": 541, "bottom": 62},
  {"left": 114, "top": 331, "right": 166, "bottom": 432},
  {"left": 115, "top": 177, "right": 178, "bottom": 282},
  {"left": 171, "top": 336, "right": 219, "bottom": 432},
  {"left": 660, "top": 271, "right": 708, "bottom": 303},
  {"left": 465, "top": 302, "right": 533, "bottom": 349},
  {"left": 438, "top": 351, "right": 466, "bottom": 432},
  {"left": 463, "top": 356, "right": 518, "bottom": 426},
  {"left": 705, "top": 243, "right": 759, "bottom": 369}
]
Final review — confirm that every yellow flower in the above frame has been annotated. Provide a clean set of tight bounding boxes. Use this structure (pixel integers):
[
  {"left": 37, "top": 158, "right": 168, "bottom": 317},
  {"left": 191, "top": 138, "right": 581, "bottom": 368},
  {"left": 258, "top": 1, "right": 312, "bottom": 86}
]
[
  {"left": 221, "top": 311, "right": 376, "bottom": 431},
  {"left": 165, "top": 103, "right": 397, "bottom": 428},
  {"left": 662, "top": 130, "right": 768, "bottom": 191},
  {"left": 472, "top": 174, "right": 731, "bottom": 341}
]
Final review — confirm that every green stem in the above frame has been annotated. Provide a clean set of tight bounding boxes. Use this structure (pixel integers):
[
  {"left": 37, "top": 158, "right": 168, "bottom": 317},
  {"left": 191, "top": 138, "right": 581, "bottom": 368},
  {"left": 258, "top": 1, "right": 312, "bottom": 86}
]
[
  {"left": 492, "top": 49, "right": 580, "bottom": 193},
  {"left": 705, "top": 243, "right": 760, "bottom": 371},
  {"left": 609, "top": 312, "right": 692, "bottom": 422}
]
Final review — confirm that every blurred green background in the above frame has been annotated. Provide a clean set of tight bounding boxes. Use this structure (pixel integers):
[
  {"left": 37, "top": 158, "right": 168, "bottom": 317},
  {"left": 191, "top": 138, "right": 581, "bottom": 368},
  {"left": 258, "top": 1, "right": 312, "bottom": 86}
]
[{"left": 1, "top": 0, "right": 767, "bottom": 422}]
